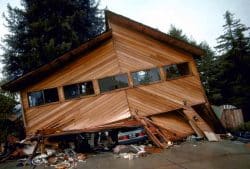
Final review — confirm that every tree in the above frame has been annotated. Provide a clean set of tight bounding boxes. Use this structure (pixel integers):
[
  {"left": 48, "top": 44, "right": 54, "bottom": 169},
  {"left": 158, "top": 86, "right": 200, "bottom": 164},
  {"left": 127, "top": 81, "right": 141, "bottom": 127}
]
[
  {"left": 0, "top": 80, "right": 17, "bottom": 142},
  {"left": 215, "top": 11, "right": 250, "bottom": 120},
  {"left": 168, "top": 24, "right": 190, "bottom": 43},
  {"left": 2, "top": 0, "right": 104, "bottom": 80},
  {"left": 168, "top": 25, "right": 220, "bottom": 101},
  {"left": 197, "top": 42, "right": 222, "bottom": 103}
]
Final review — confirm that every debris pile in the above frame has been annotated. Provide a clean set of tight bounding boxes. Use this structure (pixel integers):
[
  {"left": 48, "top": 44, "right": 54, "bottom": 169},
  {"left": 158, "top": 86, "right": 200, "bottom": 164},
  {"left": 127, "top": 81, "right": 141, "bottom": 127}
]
[
  {"left": 113, "top": 145, "right": 146, "bottom": 160},
  {"left": 28, "top": 148, "right": 87, "bottom": 168}
]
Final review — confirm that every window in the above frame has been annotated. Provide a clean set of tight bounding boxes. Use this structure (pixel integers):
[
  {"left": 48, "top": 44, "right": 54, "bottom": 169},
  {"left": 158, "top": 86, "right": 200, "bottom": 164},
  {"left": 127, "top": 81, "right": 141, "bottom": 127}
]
[
  {"left": 28, "top": 88, "right": 59, "bottom": 107},
  {"left": 44, "top": 88, "right": 59, "bottom": 103},
  {"left": 164, "top": 62, "right": 190, "bottom": 79},
  {"left": 132, "top": 68, "right": 161, "bottom": 86},
  {"left": 79, "top": 81, "right": 94, "bottom": 96},
  {"left": 63, "top": 84, "right": 79, "bottom": 99},
  {"left": 63, "top": 81, "right": 94, "bottom": 100},
  {"left": 98, "top": 74, "right": 129, "bottom": 93},
  {"left": 28, "top": 91, "right": 44, "bottom": 107}
]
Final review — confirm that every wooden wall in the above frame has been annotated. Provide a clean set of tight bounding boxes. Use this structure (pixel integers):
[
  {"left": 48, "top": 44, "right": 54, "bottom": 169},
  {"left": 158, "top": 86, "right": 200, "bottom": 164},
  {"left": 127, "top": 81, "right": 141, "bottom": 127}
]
[
  {"left": 111, "top": 22, "right": 206, "bottom": 117},
  {"left": 21, "top": 20, "right": 207, "bottom": 136},
  {"left": 221, "top": 109, "right": 244, "bottom": 129}
]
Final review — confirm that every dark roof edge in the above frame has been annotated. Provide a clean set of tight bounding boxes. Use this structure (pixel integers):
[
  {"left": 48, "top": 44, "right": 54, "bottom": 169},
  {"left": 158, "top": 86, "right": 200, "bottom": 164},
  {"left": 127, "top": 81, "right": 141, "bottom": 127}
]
[
  {"left": 105, "top": 10, "right": 205, "bottom": 56},
  {"left": 1, "top": 30, "right": 112, "bottom": 91}
]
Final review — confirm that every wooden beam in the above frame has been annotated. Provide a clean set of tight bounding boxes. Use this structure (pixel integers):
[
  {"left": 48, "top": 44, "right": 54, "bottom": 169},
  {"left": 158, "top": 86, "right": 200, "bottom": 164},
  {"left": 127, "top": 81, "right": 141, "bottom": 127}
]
[{"left": 93, "top": 79, "right": 100, "bottom": 95}]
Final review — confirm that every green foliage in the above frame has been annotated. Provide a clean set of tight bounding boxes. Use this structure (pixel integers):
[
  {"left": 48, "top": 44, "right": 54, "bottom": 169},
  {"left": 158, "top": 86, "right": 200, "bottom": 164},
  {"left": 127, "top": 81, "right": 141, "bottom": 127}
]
[
  {"left": 234, "top": 121, "right": 250, "bottom": 132},
  {"left": 2, "top": 0, "right": 104, "bottom": 80},
  {"left": 0, "top": 90, "right": 17, "bottom": 142},
  {"left": 168, "top": 25, "right": 220, "bottom": 101},
  {"left": 168, "top": 24, "right": 197, "bottom": 45},
  {"left": 197, "top": 42, "right": 223, "bottom": 102},
  {"left": 0, "top": 93, "right": 16, "bottom": 116},
  {"left": 168, "top": 25, "right": 190, "bottom": 43},
  {"left": 168, "top": 16, "right": 250, "bottom": 121},
  {"left": 215, "top": 11, "right": 250, "bottom": 120}
]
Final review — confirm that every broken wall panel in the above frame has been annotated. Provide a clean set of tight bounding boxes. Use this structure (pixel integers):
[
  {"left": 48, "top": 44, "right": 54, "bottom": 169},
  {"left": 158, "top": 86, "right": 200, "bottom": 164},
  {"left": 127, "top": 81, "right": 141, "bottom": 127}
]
[
  {"left": 151, "top": 112, "right": 195, "bottom": 140},
  {"left": 26, "top": 91, "right": 131, "bottom": 135}
]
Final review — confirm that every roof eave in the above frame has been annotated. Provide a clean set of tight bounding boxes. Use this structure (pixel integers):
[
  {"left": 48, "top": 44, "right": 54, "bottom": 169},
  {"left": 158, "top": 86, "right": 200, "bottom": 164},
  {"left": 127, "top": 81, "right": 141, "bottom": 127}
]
[
  {"left": 105, "top": 10, "right": 205, "bottom": 56},
  {"left": 1, "top": 30, "right": 112, "bottom": 92}
]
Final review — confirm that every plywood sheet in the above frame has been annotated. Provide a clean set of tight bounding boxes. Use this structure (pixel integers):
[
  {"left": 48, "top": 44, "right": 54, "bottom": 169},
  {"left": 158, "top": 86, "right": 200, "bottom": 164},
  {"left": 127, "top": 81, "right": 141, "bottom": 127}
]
[{"left": 151, "top": 112, "right": 194, "bottom": 138}]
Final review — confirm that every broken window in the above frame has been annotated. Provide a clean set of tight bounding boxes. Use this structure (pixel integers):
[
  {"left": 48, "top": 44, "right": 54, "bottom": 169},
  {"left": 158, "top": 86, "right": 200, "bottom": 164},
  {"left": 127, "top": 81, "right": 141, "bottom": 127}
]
[
  {"left": 98, "top": 74, "right": 129, "bottom": 93},
  {"left": 164, "top": 62, "right": 190, "bottom": 79},
  {"left": 63, "top": 81, "right": 94, "bottom": 100},
  {"left": 28, "top": 88, "right": 59, "bottom": 107},
  {"left": 132, "top": 68, "right": 161, "bottom": 86}
]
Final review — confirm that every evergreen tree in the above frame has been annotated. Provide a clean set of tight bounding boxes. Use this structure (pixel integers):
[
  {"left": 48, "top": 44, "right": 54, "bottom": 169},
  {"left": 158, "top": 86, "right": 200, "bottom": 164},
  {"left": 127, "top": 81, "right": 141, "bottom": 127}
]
[
  {"left": 198, "top": 42, "right": 222, "bottom": 103},
  {"left": 0, "top": 79, "right": 17, "bottom": 142},
  {"left": 168, "top": 25, "right": 220, "bottom": 102},
  {"left": 215, "top": 11, "right": 250, "bottom": 120},
  {"left": 2, "top": 0, "right": 104, "bottom": 80},
  {"left": 168, "top": 24, "right": 190, "bottom": 43}
]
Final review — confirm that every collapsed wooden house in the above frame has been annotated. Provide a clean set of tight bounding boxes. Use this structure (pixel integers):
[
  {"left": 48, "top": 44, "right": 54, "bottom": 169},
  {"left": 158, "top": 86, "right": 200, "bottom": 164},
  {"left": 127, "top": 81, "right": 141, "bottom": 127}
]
[{"left": 2, "top": 11, "right": 221, "bottom": 147}]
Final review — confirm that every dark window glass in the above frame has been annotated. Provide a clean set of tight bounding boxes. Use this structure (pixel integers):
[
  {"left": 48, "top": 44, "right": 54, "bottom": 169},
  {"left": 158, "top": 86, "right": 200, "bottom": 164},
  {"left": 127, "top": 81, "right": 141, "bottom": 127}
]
[
  {"left": 132, "top": 68, "right": 160, "bottom": 86},
  {"left": 63, "top": 81, "right": 94, "bottom": 100},
  {"left": 99, "top": 74, "right": 129, "bottom": 93},
  {"left": 44, "top": 88, "right": 59, "bottom": 103},
  {"left": 164, "top": 62, "right": 190, "bottom": 79},
  {"left": 28, "top": 88, "right": 59, "bottom": 107},
  {"left": 28, "top": 91, "right": 44, "bottom": 107},
  {"left": 63, "top": 84, "right": 79, "bottom": 100},
  {"left": 79, "top": 81, "right": 94, "bottom": 96}
]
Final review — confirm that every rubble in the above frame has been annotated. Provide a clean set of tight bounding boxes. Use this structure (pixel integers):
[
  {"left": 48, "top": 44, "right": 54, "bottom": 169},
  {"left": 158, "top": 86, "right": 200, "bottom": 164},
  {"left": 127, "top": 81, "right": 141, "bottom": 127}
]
[
  {"left": 113, "top": 145, "right": 147, "bottom": 160},
  {"left": 0, "top": 125, "right": 227, "bottom": 167}
]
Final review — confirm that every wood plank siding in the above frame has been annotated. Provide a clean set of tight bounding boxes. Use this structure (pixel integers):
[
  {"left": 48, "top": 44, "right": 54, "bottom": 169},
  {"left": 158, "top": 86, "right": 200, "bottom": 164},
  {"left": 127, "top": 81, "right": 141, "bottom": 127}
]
[{"left": 4, "top": 11, "right": 218, "bottom": 139}]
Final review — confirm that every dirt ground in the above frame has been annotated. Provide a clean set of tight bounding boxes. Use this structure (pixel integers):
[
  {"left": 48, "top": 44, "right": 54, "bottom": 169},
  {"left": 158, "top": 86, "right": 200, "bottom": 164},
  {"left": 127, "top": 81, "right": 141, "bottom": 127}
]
[{"left": 1, "top": 140, "right": 250, "bottom": 169}]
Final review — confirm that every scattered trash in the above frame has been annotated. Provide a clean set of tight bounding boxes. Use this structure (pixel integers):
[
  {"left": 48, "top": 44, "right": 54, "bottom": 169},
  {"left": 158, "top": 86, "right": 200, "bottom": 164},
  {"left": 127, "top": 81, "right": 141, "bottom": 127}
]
[
  {"left": 28, "top": 148, "right": 87, "bottom": 168},
  {"left": 113, "top": 145, "right": 146, "bottom": 160},
  {"left": 186, "top": 135, "right": 203, "bottom": 142}
]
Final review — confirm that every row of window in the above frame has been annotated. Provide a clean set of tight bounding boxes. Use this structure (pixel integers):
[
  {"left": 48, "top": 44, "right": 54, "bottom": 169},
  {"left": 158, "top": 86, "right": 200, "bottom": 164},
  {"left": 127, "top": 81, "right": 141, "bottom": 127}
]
[{"left": 28, "top": 62, "right": 190, "bottom": 107}]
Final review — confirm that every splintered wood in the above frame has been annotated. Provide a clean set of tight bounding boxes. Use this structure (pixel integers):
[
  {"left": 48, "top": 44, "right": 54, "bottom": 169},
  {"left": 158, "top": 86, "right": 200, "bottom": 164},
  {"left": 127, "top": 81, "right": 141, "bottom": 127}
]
[{"left": 131, "top": 110, "right": 169, "bottom": 148}]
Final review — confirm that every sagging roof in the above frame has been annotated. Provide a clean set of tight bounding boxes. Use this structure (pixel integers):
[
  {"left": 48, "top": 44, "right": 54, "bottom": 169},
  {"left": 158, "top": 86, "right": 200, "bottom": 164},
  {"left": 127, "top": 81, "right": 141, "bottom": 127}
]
[{"left": 1, "top": 10, "right": 204, "bottom": 92}]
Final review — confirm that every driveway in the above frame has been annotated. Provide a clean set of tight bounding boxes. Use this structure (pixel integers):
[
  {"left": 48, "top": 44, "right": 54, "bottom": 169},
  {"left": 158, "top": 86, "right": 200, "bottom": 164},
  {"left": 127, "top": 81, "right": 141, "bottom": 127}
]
[{"left": 1, "top": 140, "right": 250, "bottom": 169}]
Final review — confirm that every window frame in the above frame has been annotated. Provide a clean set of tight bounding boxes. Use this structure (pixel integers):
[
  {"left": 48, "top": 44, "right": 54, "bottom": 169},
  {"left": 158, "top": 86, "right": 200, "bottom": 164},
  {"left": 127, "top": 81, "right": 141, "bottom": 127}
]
[
  {"left": 26, "top": 62, "right": 194, "bottom": 108},
  {"left": 164, "top": 62, "right": 191, "bottom": 80},
  {"left": 28, "top": 87, "right": 59, "bottom": 108},
  {"left": 63, "top": 80, "right": 95, "bottom": 100},
  {"left": 131, "top": 67, "right": 161, "bottom": 86},
  {"left": 98, "top": 73, "right": 130, "bottom": 93}
]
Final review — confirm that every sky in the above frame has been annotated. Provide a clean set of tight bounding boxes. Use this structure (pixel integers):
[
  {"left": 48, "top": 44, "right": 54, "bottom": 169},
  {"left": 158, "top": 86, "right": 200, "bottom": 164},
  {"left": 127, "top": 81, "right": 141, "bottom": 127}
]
[{"left": 0, "top": 0, "right": 250, "bottom": 79}]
